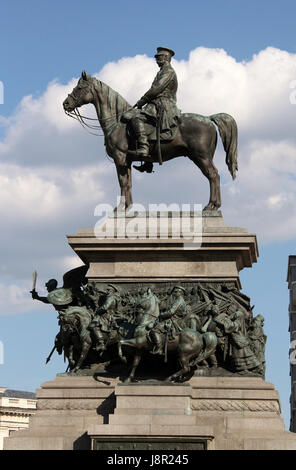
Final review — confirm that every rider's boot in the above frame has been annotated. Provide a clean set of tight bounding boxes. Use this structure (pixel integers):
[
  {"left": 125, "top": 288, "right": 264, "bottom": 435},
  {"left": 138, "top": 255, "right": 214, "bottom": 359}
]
[
  {"left": 133, "top": 161, "right": 154, "bottom": 173},
  {"left": 94, "top": 343, "right": 105, "bottom": 356},
  {"left": 129, "top": 118, "right": 150, "bottom": 162},
  {"left": 93, "top": 329, "right": 105, "bottom": 353},
  {"left": 130, "top": 118, "right": 155, "bottom": 173},
  {"left": 150, "top": 331, "right": 163, "bottom": 355},
  {"left": 136, "top": 134, "right": 150, "bottom": 158},
  {"left": 133, "top": 119, "right": 149, "bottom": 157}
]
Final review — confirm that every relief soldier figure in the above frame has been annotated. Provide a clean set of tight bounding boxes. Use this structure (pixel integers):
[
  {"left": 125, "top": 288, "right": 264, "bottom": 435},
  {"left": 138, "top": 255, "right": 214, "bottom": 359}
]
[
  {"left": 30, "top": 265, "right": 88, "bottom": 311},
  {"left": 149, "top": 285, "right": 187, "bottom": 355},
  {"left": 214, "top": 306, "right": 261, "bottom": 374},
  {"left": 249, "top": 314, "right": 266, "bottom": 376},
  {"left": 89, "top": 284, "right": 120, "bottom": 353}
]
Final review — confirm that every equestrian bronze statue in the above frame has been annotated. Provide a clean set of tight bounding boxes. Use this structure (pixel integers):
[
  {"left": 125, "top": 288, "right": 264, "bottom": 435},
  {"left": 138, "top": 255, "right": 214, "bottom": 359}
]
[{"left": 63, "top": 47, "right": 238, "bottom": 212}]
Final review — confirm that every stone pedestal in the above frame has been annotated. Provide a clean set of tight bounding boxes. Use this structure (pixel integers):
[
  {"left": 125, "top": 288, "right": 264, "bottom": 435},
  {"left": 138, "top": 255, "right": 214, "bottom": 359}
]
[
  {"left": 4, "top": 376, "right": 117, "bottom": 450},
  {"left": 4, "top": 213, "right": 296, "bottom": 449},
  {"left": 86, "top": 377, "right": 296, "bottom": 450},
  {"left": 5, "top": 375, "right": 296, "bottom": 450},
  {"left": 67, "top": 212, "right": 258, "bottom": 288}
]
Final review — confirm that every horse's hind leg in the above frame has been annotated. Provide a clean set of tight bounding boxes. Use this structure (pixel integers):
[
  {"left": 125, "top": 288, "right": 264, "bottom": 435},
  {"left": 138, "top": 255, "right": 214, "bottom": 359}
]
[
  {"left": 118, "top": 341, "right": 127, "bottom": 364},
  {"left": 126, "top": 353, "right": 142, "bottom": 383},
  {"left": 189, "top": 151, "right": 221, "bottom": 211}
]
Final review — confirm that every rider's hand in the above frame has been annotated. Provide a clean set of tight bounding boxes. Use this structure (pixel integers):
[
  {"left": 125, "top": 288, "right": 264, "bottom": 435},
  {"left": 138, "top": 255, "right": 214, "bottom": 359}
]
[
  {"left": 31, "top": 289, "right": 38, "bottom": 299},
  {"left": 136, "top": 98, "right": 146, "bottom": 109}
]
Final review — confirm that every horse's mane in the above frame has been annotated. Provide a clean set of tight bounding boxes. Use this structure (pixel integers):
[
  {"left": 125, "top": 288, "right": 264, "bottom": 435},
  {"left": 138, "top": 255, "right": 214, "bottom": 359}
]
[{"left": 92, "top": 77, "right": 131, "bottom": 121}]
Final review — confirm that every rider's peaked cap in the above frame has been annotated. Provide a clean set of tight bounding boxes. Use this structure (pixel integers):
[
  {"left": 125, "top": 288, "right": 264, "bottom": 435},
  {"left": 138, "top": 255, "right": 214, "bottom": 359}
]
[
  {"left": 171, "top": 285, "right": 186, "bottom": 294},
  {"left": 155, "top": 47, "right": 175, "bottom": 58},
  {"left": 107, "top": 284, "right": 118, "bottom": 292}
]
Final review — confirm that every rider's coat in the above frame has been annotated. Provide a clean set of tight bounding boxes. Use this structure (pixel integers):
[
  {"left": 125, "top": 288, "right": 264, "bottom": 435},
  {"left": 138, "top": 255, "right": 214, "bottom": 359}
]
[
  {"left": 153, "top": 295, "right": 187, "bottom": 337},
  {"left": 140, "top": 63, "right": 181, "bottom": 133}
]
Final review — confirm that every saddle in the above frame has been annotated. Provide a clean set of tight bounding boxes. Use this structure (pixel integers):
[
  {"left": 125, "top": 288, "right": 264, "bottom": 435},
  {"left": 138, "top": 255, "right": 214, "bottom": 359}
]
[{"left": 121, "top": 108, "right": 178, "bottom": 151}]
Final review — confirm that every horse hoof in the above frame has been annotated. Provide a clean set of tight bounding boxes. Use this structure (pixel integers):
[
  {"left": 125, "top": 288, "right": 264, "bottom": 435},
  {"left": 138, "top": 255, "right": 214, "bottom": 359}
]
[
  {"left": 203, "top": 203, "right": 220, "bottom": 212},
  {"left": 114, "top": 204, "right": 129, "bottom": 213}
]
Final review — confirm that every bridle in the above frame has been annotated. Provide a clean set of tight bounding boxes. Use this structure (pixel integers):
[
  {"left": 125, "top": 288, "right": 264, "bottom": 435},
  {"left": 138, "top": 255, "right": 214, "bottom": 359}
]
[
  {"left": 64, "top": 84, "right": 104, "bottom": 136},
  {"left": 64, "top": 80, "right": 129, "bottom": 137}
]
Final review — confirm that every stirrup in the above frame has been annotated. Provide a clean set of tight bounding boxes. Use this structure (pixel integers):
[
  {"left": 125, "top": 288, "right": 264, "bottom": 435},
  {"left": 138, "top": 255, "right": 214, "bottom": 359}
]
[
  {"left": 133, "top": 162, "right": 154, "bottom": 173},
  {"left": 151, "top": 346, "right": 163, "bottom": 355}
]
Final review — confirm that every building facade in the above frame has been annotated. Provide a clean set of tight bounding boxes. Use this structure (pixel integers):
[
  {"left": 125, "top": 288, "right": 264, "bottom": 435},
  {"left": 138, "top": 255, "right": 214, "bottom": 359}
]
[
  {"left": 287, "top": 255, "right": 296, "bottom": 432},
  {"left": 0, "top": 388, "right": 36, "bottom": 449}
]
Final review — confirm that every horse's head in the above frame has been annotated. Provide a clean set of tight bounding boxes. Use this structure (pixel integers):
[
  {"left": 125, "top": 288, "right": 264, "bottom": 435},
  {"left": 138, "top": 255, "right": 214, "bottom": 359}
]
[
  {"left": 137, "top": 288, "right": 160, "bottom": 320},
  {"left": 63, "top": 70, "right": 94, "bottom": 112},
  {"left": 61, "top": 312, "right": 78, "bottom": 333}
]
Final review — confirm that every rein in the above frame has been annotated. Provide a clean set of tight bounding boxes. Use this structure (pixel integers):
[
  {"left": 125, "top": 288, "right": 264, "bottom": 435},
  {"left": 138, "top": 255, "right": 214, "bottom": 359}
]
[
  {"left": 65, "top": 83, "right": 132, "bottom": 137},
  {"left": 65, "top": 109, "right": 105, "bottom": 136}
]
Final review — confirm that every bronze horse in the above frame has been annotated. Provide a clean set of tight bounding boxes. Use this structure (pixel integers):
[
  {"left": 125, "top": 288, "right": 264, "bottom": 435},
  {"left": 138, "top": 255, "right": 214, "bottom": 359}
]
[{"left": 63, "top": 71, "right": 238, "bottom": 211}]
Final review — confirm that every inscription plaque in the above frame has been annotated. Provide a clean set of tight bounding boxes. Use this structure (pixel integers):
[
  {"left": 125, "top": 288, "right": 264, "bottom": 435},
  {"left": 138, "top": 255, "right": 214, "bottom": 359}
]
[{"left": 91, "top": 436, "right": 208, "bottom": 450}]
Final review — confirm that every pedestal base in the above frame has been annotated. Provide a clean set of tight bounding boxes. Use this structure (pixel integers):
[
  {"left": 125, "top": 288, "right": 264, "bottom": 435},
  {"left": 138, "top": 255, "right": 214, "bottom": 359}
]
[{"left": 4, "top": 375, "right": 296, "bottom": 450}]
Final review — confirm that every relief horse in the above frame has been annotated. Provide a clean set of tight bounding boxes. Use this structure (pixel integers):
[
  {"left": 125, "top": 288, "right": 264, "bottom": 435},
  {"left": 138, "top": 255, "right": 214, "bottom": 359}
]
[
  {"left": 63, "top": 71, "right": 238, "bottom": 212},
  {"left": 58, "top": 307, "right": 93, "bottom": 373},
  {"left": 118, "top": 290, "right": 218, "bottom": 383}
]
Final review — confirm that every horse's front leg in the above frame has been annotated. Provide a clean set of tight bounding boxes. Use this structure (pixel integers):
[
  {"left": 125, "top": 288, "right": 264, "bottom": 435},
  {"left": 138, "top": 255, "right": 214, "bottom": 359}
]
[
  {"left": 118, "top": 337, "right": 139, "bottom": 364},
  {"left": 114, "top": 154, "right": 133, "bottom": 211},
  {"left": 73, "top": 338, "right": 91, "bottom": 372},
  {"left": 126, "top": 353, "right": 142, "bottom": 383},
  {"left": 166, "top": 354, "right": 190, "bottom": 382},
  {"left": 118, "top": 340, "right": 127, "bottom": 364},
  {"left": 68, "top": 345, "right": 75, "bottom": 370}
]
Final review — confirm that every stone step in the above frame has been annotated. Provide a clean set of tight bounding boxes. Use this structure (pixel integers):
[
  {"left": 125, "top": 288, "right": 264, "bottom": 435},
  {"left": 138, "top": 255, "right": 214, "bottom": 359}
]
[
  {"left": 108, "top": 414, "right": 196, "bottom": 425},
  {"left": 4, "top": 436, "right": 74, "bottom": 450},
  {"left": 113, "top": 408, "right": 191, "bottom": 415},
  {"left": 116, "top": 396, "right": 190, "bottom": 411},
  {"left": 242, "top": 437, "right": 296, "bottom": 450},
  {"left": 29, "top": 414, "right": 102, "bottom": 429},
  {"left": 87, "top": 423, "right": 214, "bottom": 437}
]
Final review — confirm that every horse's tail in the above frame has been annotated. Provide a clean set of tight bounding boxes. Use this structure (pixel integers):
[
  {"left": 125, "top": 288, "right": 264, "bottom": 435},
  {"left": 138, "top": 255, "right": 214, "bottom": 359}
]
[{"left": 210, "top": 113, "right": 238, "bottom": 180}]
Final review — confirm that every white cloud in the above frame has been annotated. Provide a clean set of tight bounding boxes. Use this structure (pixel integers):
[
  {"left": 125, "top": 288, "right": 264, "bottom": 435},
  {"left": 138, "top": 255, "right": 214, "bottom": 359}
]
[
  {"left": 1, "top": 46, "right": 296, "bottom": 314},
  {"left": 0, "top": 283, "right": 40, "bottom": 316}
]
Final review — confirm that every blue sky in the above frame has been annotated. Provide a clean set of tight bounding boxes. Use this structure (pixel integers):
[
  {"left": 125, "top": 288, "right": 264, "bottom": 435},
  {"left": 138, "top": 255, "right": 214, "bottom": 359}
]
[
  {"left": 1, "top": 0, "right": 296, "bottom": 430},
  {"left": 1, "top": 0, "right": 296, "bottom": 116}
]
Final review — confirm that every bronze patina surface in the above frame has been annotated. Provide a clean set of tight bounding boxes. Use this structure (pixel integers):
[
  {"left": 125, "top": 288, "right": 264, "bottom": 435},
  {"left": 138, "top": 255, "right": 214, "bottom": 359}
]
[{"left": 63, "top": 47, "right": 238, "bottom": 212}]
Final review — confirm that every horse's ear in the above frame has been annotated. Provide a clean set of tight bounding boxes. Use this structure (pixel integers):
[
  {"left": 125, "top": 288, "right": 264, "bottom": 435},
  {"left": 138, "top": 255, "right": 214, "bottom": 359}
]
[{"left": 81, "top": 70, "right": 88, "bottom": 80}]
